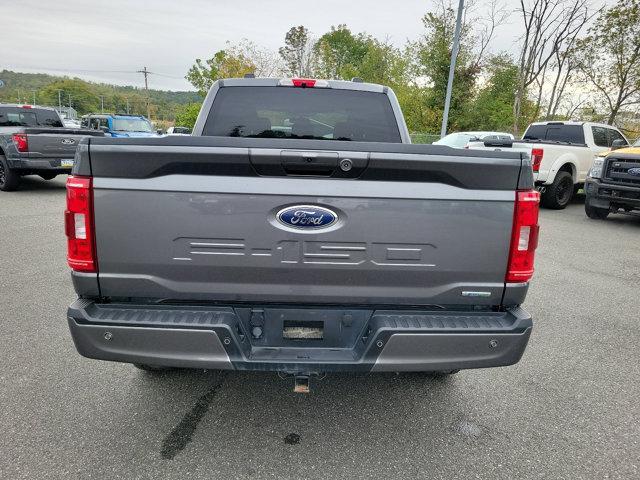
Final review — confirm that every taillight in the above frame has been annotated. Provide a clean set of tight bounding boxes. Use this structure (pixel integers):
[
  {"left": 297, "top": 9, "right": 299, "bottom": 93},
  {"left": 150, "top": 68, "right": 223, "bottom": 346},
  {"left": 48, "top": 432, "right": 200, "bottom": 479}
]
[
  {"left": 279, "top": 78, "right": 329, "bottom": 88},
  {"left": 12, "top": 133, "right": 28, "bottom": 152},
  {"left": 506, "top": 190, "right": 540, "bottom": 283},
  {"left": 531, "top": 148, "right": 543, "bottom": 172},
  {"left": 292, "top": 78, "right": 316, "bottom": 87},
  {"left": 65, "top": 176, "right": 97, "bottom": 272}
]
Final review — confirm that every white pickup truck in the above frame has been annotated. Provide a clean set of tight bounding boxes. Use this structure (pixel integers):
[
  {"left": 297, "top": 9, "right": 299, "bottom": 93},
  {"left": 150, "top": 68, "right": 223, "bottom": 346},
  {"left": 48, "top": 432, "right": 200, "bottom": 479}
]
[{"left": 468, "top": 121, "right": 630, "bottom": 209}]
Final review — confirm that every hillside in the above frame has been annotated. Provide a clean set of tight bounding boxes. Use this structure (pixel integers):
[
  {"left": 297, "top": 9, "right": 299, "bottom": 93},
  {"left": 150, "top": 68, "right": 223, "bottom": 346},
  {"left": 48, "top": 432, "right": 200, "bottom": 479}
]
[{"left": 0, "top": 70, "right": 202, "bottom": 121}]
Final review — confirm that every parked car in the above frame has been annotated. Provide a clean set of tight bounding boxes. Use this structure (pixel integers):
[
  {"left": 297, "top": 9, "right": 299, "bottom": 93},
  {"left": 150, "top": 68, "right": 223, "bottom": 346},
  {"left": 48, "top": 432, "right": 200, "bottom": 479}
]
[
  {"left": 65, "top": 77, "right": 538, "bottom": 390},
  {"left": 80, "top": 113, "right": 160, "bottom": 137},
  {"left": 468, "top": 121, "right": 630, "bottom": 209},
  {"left": 166, "top": 126, "right": 191, "bottom": 135},
  {"left": 62, "top": 118, "right": 81, "bottom": 128},
  {"left": 584, "top": 138, "right": 640, "bottom": 219},
  {"left": 0, "top": 104, "right": 103, "bottom": 191},
  {"left": 433, "top": 131, "right": 514, "bottom": 148}
]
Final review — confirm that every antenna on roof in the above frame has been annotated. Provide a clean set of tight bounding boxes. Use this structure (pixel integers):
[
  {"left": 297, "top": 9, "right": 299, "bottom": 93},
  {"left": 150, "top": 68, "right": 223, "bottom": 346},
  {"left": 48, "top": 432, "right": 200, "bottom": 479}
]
[{"left": 351, "top": 77, "right": 363, "bottom": 83}]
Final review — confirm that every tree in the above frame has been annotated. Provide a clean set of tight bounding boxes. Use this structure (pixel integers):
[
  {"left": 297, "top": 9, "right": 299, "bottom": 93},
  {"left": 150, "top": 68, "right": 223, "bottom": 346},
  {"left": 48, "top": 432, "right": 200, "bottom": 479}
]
[
  {"left": 38, "top": 79, "right": 100, "bottom": 114},
  {"left": 412, "top": 1, "right": 479, "bottom": 132},
  {"left": 279, "top": 26, "right": 317, "bottom": 77},
  {"left": 574, "top": 0, "right": 640, "bottom": 125},
  {"left": 314, "top": 25, "right": 371, "bottom": 79},
  {"left": 464, "top": 54, "right": 535, "bottom": 131},
  {"left": 407, "top": 0, "right": 508, "bottom": 133},
  {"left": 513, "top": 0, "right": 591, "bottom": 132},
  {"left": 186, "top": 42, "right": 256, "bottom": 95},
  {"left": 356, "top": 39, "right": 410, "bottom": 86},
  {"left": 238, "top": 40, "right": 284, "bottom": 78},
  {"left": 175, "top": 102, "right": 202, "bottom": 129}
]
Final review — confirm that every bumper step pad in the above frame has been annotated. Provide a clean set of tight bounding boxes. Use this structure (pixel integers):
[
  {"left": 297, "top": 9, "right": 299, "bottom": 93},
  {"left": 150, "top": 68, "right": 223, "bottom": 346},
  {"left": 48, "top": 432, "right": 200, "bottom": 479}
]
[{"left": 68, "top": 300, "right": 532, "bottom": 373}]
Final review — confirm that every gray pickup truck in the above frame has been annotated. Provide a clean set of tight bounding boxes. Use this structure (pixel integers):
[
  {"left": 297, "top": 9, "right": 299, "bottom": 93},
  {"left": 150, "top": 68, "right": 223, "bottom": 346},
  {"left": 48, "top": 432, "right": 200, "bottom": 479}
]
[
  {"left": 0, "top": 104, "right": 103, "bottom": 191},
  {"left": 66, "top": 78, "right": 540, "bottom": 390}
]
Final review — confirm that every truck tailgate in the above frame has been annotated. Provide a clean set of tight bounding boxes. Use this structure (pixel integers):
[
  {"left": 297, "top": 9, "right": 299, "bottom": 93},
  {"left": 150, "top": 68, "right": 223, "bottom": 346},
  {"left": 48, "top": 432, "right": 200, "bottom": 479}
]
[
  {"left": 24, "top": 127, "right": 102, "bottom": 158},
  {"left": 88, "top": 138, "right": 525, "bottom": 307}
]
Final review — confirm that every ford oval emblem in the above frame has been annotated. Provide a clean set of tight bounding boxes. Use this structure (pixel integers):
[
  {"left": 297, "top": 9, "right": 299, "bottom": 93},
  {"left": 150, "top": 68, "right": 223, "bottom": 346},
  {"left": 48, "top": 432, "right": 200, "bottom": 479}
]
[
  {"left": 61, "top": 138, "right": 75, "bottom": 145},
  {"left": 276, "top": 205, "right": 338, "bottom": 230},
  {"left": 628, "top": 167, "right": 640, "bottom": 176}
]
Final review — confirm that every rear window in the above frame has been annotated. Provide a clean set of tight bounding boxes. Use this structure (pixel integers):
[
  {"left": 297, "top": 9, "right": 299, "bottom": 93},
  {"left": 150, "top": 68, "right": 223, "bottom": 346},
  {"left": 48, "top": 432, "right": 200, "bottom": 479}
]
[
  {"left": 202, "top": 86, "right": 402, "bottom": 143},
  {"left": 523, "top": 124, "right": 585, "bottom": 144},
  {"left": 112, "top": 118, "right": 153, "bottom": 132},
  {"left": 0, "top": 107, "right": 63, "bottom": 128}
]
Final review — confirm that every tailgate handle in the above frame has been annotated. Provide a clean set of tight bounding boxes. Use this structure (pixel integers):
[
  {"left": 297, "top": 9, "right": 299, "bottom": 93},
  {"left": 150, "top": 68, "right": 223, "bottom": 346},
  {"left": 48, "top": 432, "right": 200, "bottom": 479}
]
[{"left": 281, "top": 151, "right": 338, "bottom": 176}]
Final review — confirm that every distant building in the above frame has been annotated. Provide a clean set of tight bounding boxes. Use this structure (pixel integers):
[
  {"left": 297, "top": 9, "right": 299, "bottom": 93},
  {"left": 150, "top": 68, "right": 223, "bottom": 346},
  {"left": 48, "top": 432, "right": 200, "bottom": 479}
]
[{"left": 55, "top": 106, "right": 78, "bottom": 120}]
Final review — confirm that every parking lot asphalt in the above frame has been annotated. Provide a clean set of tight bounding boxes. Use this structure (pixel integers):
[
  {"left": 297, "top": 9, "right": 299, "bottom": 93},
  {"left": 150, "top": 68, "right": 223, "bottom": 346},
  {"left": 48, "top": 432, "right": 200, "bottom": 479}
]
[{"left": 1, "top": 175, "right": 639, "bottom": 480}]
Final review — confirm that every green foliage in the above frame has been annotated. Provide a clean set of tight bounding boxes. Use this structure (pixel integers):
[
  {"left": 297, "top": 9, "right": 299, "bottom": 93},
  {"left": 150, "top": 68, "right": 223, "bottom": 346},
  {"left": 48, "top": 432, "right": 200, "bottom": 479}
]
[
  {"left": 0, "top": 70, "right": 201, "bottom": 120},
  {"left": 355, "top": 40, "right": 409, "bottom": 86},
  {"left": 412, "top": 6, "right": 479, "bottom": 132},
  {"left": 279, "top": 26, "right": 315, "bottom": 77},
  {"left": 574, "top": 0, "right": 640, "bottom": 124},
  {"left": 315, "top": 25, "right": 371, "bottom": 79},
  {"left": 39, "top": 79, "right": 100, "bottom": 114},
  {"left": 186, "top": 47, "right": 256, "bottom": 95},
  {"left": 175, "top": 102, "right": 202, "bottom": 129},
  {"left": 462, "top": 54, "right": 530, "bottom": 132}
]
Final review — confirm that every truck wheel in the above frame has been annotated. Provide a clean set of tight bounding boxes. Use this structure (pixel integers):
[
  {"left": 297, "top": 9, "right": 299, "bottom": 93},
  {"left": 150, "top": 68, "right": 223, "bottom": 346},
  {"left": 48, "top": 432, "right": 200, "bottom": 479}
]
[
  {"left": 585, "top": 202, "right": 609, "bottom": 220},
  {"left": 133, "top": 363, "right": 171, "bottom": 372},
  {"left": 0, "top": 154, "right": 21, "bottom": 191},
  {"left": 541, "top": 171, "right": 573, "bottom": 209}
]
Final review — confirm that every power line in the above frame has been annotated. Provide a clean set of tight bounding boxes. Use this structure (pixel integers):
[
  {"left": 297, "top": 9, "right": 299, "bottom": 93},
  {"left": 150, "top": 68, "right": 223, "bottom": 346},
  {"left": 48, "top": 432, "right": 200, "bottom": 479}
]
[
  {"left": 147, "top": 72, "right": 184, "bottom": 80},
  {"left": 9, "top": 65, "right": 184, "bottom": 79}
]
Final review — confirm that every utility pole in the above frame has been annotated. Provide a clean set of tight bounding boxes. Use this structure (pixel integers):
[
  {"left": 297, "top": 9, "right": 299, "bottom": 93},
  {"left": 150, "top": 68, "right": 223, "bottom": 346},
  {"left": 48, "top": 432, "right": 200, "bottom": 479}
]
[
  {"left": 32, "top": 90, "right": 36, "bottom": 106},
  {"left": 68, "top": 93, "right": 72, "bottom": 110},
  {"left": 440, "top": 0, "right": 465, "bottom": 139},
  {"left": 126, "top": 97, "right": 130, "bottom": 114},
  {"left": 58, "top": 90, "right": 63, "bottom": 112},
  {"left": 137, "top": 66, "right": 151, "bottom": 119}
]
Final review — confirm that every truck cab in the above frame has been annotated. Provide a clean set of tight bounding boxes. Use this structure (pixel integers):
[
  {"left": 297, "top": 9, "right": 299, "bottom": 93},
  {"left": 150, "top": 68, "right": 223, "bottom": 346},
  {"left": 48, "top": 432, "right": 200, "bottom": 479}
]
[{"left": 81, "top": 114, "right": 159, "bottom": 138}]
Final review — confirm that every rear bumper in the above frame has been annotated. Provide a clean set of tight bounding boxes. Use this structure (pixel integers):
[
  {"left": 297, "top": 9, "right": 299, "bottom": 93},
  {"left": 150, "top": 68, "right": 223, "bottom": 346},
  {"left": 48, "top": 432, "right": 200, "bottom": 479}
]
[
  {"left": 6, "top": 155, "right": 74, "bottom": 173},
  {"left": 585, "top": 177, "right": 640, "bottom": 209},
  {"left": 67, "top": 299, "right": 532, "bottom": 374}
]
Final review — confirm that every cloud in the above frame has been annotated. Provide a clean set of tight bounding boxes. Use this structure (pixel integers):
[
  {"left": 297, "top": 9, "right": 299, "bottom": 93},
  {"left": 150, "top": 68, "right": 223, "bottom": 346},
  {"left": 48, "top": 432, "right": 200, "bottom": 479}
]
[{"left": 1, "top": 0, "right": 517, "bottom": 90}]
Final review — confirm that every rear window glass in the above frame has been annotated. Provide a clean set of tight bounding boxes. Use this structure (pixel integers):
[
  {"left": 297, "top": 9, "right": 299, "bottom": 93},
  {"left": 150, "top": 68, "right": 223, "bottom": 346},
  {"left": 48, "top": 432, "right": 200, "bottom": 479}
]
[
  {"left": 112, "top": 118, "right": 153, "bottom": 132},
  {"left": 203, "top": 86, "right": 402, "bottom": 143},
  {"left": 607, "top": 128, "right": 627, "bottom": 147},
  {"left": 0, "top": 107, "right": 63, "bottom": 128},
  {"left": 523, "top": 124, "right": 585, "bottom": 144}
]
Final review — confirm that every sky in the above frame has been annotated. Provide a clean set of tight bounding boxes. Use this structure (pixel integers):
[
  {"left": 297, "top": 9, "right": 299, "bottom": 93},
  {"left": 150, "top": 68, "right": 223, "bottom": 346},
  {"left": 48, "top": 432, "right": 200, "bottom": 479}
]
[{"left": 0, "top": 0, "right": 523, "bottom": 92}]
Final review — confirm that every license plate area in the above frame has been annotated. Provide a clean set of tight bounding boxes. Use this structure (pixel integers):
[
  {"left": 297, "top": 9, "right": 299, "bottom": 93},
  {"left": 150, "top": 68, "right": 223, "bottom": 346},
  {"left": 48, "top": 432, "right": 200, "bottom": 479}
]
[
  {"left": 61, "top": 159, "right": 74, "bottom": 168},
  {"left": 235, "top": 307, "right": 371, "bottom": 349},
  {"left": 283, "top": 320, "right": 324, "bottom": 340}
]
